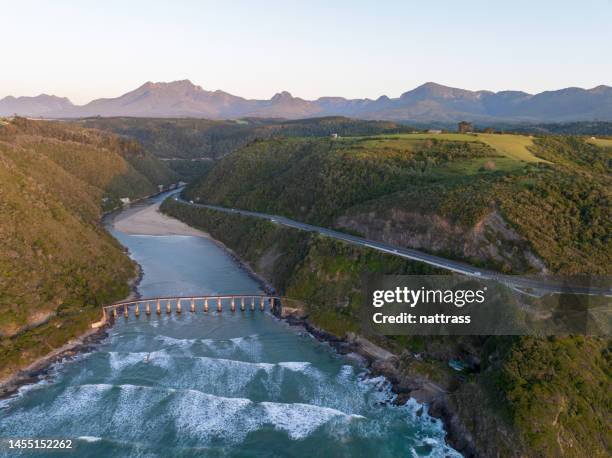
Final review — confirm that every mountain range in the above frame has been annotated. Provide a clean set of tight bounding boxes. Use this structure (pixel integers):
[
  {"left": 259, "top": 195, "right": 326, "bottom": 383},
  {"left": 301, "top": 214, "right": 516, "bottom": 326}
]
[{"left": 2, "top": 80, "right": 611, "bottom": 123}]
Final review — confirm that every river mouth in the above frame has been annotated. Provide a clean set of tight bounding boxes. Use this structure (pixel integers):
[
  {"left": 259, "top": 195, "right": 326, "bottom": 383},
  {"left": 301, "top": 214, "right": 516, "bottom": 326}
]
[{"left": 0, "top": 195, "right": 461, "bottom": 457}]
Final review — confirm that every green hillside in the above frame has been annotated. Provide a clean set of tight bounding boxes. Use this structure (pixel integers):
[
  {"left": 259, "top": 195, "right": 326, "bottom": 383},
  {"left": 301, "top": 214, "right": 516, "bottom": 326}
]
[
  {"left": 0, "top": 118, "right": 176, "bottom": 380},
  {"left": 185, "top": 133, "right": 611, "bottom": 274}
]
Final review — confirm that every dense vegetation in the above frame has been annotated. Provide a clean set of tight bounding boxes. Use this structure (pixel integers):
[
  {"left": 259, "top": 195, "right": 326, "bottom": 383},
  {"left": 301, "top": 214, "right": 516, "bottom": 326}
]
[
  {"left": 79, "top": 116, "right": 413, "bottom": 180},
  {"left": 508, "top": 121, "right": 612, "bottom": 136},
  {"left": 185, "top": 133, "right": 611, "bottom": 274},
  {"left": 185, "top": 135, "right": 504, "bottom": 224},
  {"left": 0, "top": 118, "right": 176, "bottom": 380},
  {"left": 490, "top": 335, "right": 611, "bottom": 456}
]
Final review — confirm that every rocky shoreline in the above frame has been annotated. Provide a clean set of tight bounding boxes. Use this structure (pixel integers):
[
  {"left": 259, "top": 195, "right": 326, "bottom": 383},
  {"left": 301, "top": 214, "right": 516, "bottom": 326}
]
[
  {"left": 0, "top": 275, "right": 142, "bottom": 401},
  {"left": 278, "top": 311, "right": 477, "bottom": 457},
  {"left": 0, "top": 321, "right": 110, "bottom": 400},
  {"left": 209, "top": 240, "right": 476, "bottom": 456}
]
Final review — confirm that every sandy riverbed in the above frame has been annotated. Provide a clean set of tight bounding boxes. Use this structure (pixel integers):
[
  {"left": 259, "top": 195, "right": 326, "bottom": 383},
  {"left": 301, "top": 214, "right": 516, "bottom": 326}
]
[{"left": 113, "top": 202, "right": 209, "bottom": 237}]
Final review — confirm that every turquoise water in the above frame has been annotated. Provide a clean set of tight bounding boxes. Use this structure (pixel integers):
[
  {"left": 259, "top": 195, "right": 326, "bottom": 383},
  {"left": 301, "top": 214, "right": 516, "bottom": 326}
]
[{"left": 0, "top": 197, "right": 460, "bottom": 457}]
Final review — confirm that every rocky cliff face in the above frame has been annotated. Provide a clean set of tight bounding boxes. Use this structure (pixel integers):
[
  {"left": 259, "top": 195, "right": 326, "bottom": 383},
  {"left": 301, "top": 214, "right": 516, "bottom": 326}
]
[{"left": 336, "top": 208, "right": 546, "bottom": 273}]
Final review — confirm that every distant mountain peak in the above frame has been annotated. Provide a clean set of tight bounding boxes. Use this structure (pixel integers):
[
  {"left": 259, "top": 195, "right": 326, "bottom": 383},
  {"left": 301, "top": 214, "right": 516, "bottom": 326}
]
[
  {"left": 145, "top": 79, "right": 196, "bottom": 87},
  {"left": 0, "top": 93, "right": 74, "bottom": 117},
  {"left": 419, "top": 82, "right": 448, "bottom": 90},
  {"left": 271, "top": 91, "right": 294, "bottom": 101},
  {"left": 403, "top": 82, "right": 486, "bottom": 100},
  {"left": 589, "top": 85, "right": 612, "bottom": 93},
  {"left": 137, "top": 79, "right": 203, "bottom": 93}
]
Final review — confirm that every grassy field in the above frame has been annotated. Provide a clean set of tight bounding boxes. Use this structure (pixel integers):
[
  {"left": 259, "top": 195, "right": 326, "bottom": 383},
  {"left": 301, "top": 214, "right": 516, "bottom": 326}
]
[
  {"left": 587, "top": 137, "right": 612, "bottom": 148},
  {"left": 344, "top": 132, "right": 543, "bottom": 163},
  {"left": 475, "top": 133, "right": 541, "bottom": 162}
]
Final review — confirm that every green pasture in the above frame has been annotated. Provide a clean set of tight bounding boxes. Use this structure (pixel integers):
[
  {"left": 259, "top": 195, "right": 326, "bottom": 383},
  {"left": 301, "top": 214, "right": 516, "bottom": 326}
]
[{"left": 586, "top": 137, "right": 612, "bottom": 148}]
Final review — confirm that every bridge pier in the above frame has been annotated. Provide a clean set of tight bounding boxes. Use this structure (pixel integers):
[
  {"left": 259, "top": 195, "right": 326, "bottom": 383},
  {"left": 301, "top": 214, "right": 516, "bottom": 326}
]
[
  {"left": 217, "top": 297, "right": 222, "bottom": 313},
  {"left": 251, "top": 297, "right": 255, "bottom": 311},
  {"left": 260, "top": 296, "right": 265, "bottom": 311},
  {"left": 190, "top": 298, "right": 195, "bottom": 313},
  {"left": 166, "top": 300, "right": 171, "bottom": 314},
  {"left": 240, "top": 297, "right": 245, "bottom": 311},
  {"left": 135, "top": 303, "right": 140, "bottom": 317},
  {"left": 146, "top": 302, "right": 151, "bottom": 315},
  {"left": 112, "top": 307, "right": 117, "bottom": 319},
  {"left": 156, "top": 299, "right": 161, "bottom": 315},
  {"left": 123, "top": 304, "right": 128, "bottom": 318},
  {"left": 231, "top": 297, "right": 236, "bottom": 312},
  {"left": 204, "top": 298, "right": 209, "bottom": 313},
  {"left": 177, "top": 299, "right": 182, "bottom": 314}
]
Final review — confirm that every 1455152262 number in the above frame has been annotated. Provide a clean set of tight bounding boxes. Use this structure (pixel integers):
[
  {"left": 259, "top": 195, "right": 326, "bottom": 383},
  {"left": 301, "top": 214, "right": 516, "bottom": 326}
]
[{"left": 7, "top": 439, "right": 73, "bottom": 449}]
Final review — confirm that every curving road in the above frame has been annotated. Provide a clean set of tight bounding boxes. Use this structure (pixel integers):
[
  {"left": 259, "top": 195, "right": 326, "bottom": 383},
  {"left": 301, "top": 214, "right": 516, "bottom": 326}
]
[{"left": 173, "top": 195, "right": 611, "bottom": 297}]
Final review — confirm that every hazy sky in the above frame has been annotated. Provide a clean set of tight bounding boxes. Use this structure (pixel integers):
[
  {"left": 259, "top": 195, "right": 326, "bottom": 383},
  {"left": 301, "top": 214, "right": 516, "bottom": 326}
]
[{"left": 1, "top": 0, "right": 610, "bottom": 104}]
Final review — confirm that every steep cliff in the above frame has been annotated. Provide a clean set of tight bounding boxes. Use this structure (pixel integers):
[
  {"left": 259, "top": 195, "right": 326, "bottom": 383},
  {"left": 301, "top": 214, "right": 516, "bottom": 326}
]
[{"left": 336, "top": 209, "right": 546, "bottom": 273}]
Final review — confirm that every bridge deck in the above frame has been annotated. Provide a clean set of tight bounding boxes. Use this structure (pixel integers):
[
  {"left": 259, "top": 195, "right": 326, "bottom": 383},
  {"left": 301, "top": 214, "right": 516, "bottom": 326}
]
[{"left": 103, "top": 294, "right": 283, "bottom": 319}]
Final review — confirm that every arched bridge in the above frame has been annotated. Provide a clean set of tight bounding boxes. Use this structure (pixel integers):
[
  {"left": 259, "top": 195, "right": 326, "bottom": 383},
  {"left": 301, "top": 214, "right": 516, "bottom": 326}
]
[{"left": 103, "top": 295, "right": 282, "bottom": 320}]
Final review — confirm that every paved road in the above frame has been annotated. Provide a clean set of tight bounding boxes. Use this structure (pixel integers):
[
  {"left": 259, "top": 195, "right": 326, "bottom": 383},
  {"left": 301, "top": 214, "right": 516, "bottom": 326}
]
[{"left": 173, "top": 196, "right": 611, "bottom": 297}]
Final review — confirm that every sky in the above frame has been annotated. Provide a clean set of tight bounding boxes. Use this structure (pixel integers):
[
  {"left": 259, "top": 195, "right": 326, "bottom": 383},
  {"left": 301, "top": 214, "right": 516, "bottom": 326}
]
[{"left": 1, "top": 0, "right": 610, "bottom": 104}]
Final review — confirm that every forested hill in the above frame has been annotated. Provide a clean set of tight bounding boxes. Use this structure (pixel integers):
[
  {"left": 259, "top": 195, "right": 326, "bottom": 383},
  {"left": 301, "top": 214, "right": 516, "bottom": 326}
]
[
  {"left": 0, "top": 117, "right": 176, "bottom": 380},
  {"left": 79, "top": 116, "right": 413, "bottom": 180},
  {"left": 185, "top": 132, "right": 611, "bottom": 275}
]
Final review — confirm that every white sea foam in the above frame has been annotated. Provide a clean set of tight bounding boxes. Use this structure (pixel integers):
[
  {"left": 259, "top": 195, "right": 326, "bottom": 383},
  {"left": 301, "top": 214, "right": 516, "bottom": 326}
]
[
  {"left": 0, "top": 375, "right": 53, "bottom": 409},
  {"left": 77, "top": 436, "right": 102, "bottom": 443},
  {"left": 260, "top": 402, "right": 365, "bottom": 440},
  {"left": 337, "top": 364, "right": 354, "bottom": 381},
  {"left": 98, "top": 350, "right": 333, "bottom": 399},
  {"left": 0, "top": 378, "right": 460, "bottom": 457},
  {"left": 107, "top": 350, "right": 172, "bottom": 372},
  {"left": 151, "top": 333, "right": 264, "bottom": 361},
  {"left": 154, "top": 334, "right": 198, "bottom": 348},
  {"left": 159, "top": 386, "right": 366, "bottom": 443},
  {"left": 170, "top": 388, "right": 254, "bottom": 443},
  {"left": 277, "top": 361, "right": 311, "bottom": 372},
  {"left": 17, "top": 384, "right": 365, "bottom": 445}
]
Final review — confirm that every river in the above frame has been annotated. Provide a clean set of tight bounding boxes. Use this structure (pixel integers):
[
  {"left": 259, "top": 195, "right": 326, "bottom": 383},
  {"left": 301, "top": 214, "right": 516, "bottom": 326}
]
[{"left": 0, "top": 193, "right": 461, "bottom": 457}]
